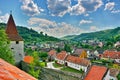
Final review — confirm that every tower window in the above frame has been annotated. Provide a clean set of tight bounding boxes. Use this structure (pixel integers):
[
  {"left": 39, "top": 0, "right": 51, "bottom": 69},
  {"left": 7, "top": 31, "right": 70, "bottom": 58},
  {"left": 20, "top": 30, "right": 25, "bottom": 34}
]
[
  {"left": 16, "top": 41, "right": 19, "bottom": 44},
  {"left": 11, "top": 48, "right": 14, "bottom": 49}
]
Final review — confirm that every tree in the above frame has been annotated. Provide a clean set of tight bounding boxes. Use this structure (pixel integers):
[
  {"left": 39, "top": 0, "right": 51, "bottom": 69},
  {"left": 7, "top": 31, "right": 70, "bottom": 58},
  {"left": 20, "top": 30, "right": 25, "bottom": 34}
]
[
  {"left": 64, "top": 44, "right": 72, "bottom": 52},
  {"left": 117, "top": 73, "right": 120, "bottom": 80},
  {"left": 0, "top": 30, "right": 15, "bottom": 64},
  {"left": 28, "top": 51, "right": 40, "bottom": 78}
]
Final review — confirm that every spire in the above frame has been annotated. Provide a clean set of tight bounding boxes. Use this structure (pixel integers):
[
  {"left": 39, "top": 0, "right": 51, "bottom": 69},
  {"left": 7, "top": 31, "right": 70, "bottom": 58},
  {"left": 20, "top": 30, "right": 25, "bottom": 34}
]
[
  {"left": 5, "top": 13, "right": 23, "bottom": 41},
  {"left": 6, "top": 13, "right": 18, "bottom": 35}
]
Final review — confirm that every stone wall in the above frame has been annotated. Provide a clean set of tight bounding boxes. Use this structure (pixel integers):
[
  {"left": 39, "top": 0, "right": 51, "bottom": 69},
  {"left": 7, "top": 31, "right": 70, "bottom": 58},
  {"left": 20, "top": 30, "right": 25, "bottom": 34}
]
[
  {"left": 21, "top": 61, "right": 82, "bottom": 80},
  {"left": 39, "top": 68, "right": 82, "bottom": 80}
]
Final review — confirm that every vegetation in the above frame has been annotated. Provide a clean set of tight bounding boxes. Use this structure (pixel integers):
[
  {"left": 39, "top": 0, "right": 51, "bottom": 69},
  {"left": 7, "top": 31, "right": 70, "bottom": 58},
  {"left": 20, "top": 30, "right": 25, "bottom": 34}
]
[
  {"left": 117, "top": 73, "right": 120, "bottom": 80},
  {"left": 28, "top": 51, "right": 40, "bottom": 78},
  {"left": 64, "top": 27, "right": 120, "bottom": 41},
  {"left": 61, "top": 67, "right": 83, "bottom": 74},
  {"left": 0, "top": 29, "right": 15, "bottom": 64},
  {"left": 53, "top": 62, "right": 62, "bottom": 68},
  {"left": 64, "top": 44, "right": 72, "bottom": 52}
]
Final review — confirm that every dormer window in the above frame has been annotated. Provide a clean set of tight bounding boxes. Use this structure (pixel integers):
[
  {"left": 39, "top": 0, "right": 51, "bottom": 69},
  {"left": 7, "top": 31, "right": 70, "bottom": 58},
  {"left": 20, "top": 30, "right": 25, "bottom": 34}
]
[{"left": 16, "top": 41, "right": 19, "bottom": 44}]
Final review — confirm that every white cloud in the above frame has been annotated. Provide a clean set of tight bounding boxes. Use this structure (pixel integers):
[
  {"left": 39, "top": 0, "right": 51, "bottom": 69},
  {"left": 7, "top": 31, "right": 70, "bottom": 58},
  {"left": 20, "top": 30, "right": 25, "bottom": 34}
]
[
  {"left": 47, "top": 0, "right": 71, "bottom": 17},
  {"left": 80, "top": 0, "right": 103, "bottom": 11},
  {"left": 84, "top": 14, "right": 89, "bottom": 17},
  {"left": 90, "top": 26, "right": 98, "bottom": 31},
  {"left": 70, "top": 3, "right": 85, "bottom": 15},
  {"left": 47, "top": 0, "right": 103, "bottom": 16},
  {"left": 28, "top": 17, "right": 84, "bottom": 37},
  {"left": 111, "top": 10, "right": 120, "bottom": 13},
  {"left": 104, "top": 2, "right": 115, "bottom": 11},
  {"left": 20, "top": 0, "right": 43, "bottom": 16},
  {"left": 70, "top": 0, "right": 103, "bottom": 15},
  {"left": 0, "top": 13, "right": 9, "bottom": 23},
  {"left": 80, "top": 19, "right": 92, "bottom": 25}
]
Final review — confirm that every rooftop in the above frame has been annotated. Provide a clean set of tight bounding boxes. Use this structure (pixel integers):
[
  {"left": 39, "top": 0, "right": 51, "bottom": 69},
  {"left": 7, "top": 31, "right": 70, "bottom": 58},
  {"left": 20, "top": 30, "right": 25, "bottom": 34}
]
[
  {"left": 84, "top": 65, "right": 107, "bottom": 80},
  {"left": 0, "top": 58, "right": 36, "bottom": 80},
  {"left": 48, "top": 49, "right": 56, "bottom": 56},
  {"left": 56, "top": 51, "right": 68, "bottom": 60},
  {"left": 103, "top": 50, "right": 120, "bottom": 59},
  {"left": 66, "top": 55, "right": 90, "bottom": 66},
  {"left": 5, "top": 14, "right": 23, "bottom": 41}
]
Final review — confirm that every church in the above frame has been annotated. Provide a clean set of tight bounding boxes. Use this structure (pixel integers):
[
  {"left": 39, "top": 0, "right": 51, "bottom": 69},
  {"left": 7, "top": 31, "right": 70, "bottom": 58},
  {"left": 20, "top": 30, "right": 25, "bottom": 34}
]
[{"left": 5, "top": 13, "right": 24, "bottom": 66}]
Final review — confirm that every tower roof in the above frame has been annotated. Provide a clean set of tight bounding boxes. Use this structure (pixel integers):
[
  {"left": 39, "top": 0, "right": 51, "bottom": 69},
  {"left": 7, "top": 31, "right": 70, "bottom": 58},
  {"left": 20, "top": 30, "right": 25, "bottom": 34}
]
[{"left": 6, "top": 14, "right": 23, "bottom": 41}]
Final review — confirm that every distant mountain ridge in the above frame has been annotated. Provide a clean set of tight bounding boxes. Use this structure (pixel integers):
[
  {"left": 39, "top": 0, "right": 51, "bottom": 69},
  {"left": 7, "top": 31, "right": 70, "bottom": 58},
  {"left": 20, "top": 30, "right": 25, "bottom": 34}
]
[
  {"left": 0, "top": 23, "right": 60, "bottom": 43},
  {"left": 63, "top": 27, "right": 120, "bottom": 41}
]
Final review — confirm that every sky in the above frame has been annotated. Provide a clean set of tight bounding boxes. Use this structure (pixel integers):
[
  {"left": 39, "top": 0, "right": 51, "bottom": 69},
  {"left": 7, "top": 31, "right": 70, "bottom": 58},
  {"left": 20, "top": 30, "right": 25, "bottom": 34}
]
[{"left": 0, "top": 0, "right": 120, "bottom": 38}]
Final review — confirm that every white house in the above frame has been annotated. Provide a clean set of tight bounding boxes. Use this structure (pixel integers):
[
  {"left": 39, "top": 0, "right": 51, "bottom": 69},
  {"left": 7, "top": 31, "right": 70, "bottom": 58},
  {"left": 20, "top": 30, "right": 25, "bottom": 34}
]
[
  {"left": 65, "top": 55, "right": 91, "bottom": 72},
  {"left": 55, "top": 51, "right": 68, "bottom": 65},
  {"left": 104, "top": 68, "right": 119, "bottom": 80},
  {"left": 5, "top": 13, "right": 24, "bottom": 65}
]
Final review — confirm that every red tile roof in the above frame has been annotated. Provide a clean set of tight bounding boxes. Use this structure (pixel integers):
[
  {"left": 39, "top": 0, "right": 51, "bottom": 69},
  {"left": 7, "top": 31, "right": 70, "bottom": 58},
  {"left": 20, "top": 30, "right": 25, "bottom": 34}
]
[
  {"left": 66, "top": 55, "right": 90, "bottom": 66},
  {"left": 24, "top": 56, "right": 34, "bottom": 64},
  {"left": 0, "top": 58, "right": 36, "bottom": 80},
  {"left": 103, "top": 50, "right": 120, "bottom": 59},
  {"left": 48, "top": 50, "right": 56, "bottom": 56},
  {"left": 56, "top": 51, "right": 68, "bottom": 60},
  {"left": 84, "top": 65, "right": 107, "bottom": 80},
  {"left": 5, "top": 14, "right": 23, "bottom": 41}
]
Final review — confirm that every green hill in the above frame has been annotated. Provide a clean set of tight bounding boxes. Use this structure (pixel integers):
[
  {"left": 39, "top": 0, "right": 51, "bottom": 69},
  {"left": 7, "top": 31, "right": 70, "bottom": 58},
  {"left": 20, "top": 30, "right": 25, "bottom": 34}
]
[
  {"left": 0, "top": 23, "right": 60, "bottom": 43},
  {"left": 71, "top": 27, "right": 120, "bottom": 41}
]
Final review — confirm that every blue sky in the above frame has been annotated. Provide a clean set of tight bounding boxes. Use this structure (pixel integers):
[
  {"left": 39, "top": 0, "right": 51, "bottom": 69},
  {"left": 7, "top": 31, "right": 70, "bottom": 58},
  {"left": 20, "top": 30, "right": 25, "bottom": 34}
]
[{"left": 0, "top": 0, "right": 120, "bottom": 38}]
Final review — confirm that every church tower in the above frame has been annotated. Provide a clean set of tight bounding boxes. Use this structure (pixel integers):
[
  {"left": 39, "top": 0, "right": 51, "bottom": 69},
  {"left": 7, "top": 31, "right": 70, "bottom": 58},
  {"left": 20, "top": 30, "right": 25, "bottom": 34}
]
[{"left": 5, "top": 13, "right": 24, "bottom": 65}]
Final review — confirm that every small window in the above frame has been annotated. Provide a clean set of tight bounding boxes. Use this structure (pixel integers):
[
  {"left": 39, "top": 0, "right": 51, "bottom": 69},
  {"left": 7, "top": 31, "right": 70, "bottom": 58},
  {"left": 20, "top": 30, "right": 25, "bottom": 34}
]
[
  {"left": 11, "top": 48, "right": 14, "bottom": 49},
  {"left": 16, "top": 41, "right": 19, "bottom": 44}
]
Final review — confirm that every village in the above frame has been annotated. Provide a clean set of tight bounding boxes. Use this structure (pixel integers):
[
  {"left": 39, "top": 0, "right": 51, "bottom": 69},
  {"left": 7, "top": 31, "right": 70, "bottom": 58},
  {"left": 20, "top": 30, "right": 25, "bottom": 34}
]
[{"left": 0, "top": 13, "right": 120, "bottom": 80}]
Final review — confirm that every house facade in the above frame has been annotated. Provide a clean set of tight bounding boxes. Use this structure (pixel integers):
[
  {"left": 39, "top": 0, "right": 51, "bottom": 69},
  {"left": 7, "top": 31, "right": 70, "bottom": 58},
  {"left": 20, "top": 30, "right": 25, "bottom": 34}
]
[
  {"left": 65, "top": 55, "right": 90, "bottom": 72},
  {"left": 5, "top": 14, "right": 24, "bottom": 65}
]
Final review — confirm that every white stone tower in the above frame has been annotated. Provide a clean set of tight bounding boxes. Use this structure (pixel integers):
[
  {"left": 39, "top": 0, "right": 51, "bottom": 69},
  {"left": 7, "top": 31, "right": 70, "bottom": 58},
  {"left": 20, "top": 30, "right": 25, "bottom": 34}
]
[{"left": 5, "top": 13, "right": 24, "bottom": 65}]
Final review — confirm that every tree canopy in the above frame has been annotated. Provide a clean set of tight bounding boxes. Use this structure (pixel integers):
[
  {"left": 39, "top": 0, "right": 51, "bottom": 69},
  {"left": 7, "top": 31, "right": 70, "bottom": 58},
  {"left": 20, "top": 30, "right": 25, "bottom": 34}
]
[{"left": 0, "top": 29, "right": 15, "bottom": 64}]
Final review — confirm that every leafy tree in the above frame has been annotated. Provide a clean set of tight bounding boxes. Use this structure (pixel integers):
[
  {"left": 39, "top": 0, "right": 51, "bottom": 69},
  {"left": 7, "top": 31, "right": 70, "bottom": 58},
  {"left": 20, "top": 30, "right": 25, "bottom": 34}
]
[
  {"left": 64, "top": 44, "right": 72, "bottom": 52},
  {"left": 28, "top": 51, "right": 40, "bottom": 78},
  {"left": 117, "top": 73, "right": 120, "bottom": 80},
  {"left": 39, "top": 52, "right": 48, "bottom": 61},
  {"left": 0, "top": 30, "right": 15, "bottom": 64}
]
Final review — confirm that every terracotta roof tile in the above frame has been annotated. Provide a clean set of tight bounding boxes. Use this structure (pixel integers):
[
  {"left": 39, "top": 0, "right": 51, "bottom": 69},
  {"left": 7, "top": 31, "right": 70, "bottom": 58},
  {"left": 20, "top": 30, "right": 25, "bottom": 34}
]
[
  {"left": 103, "top": 50, "right": 120, "bottom": 59},
  {"left": 48, "top": 50, "right": 56, "bottom": 56},
  {"left": 0, "top": 58, "right": 36, "bottom": 80},
  {"left": 5, "top": 14, "right": 23, "bottom": 41},
  {"left": 56, "top": 51, "right": 67, "bottom": 60},
  {"left": 84, "top": 65, "right": 107, "bottom": 80},
  {"left": 66, "top": 55, "right": 90, "bottom": 66},
  {"left": 24, "top": 56, "right": 34, "bottom": 64}
]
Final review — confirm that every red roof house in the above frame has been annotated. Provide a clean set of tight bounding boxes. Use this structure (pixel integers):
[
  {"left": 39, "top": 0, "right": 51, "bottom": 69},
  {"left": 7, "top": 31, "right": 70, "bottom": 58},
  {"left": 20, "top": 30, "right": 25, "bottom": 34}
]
[
  {"left": 48, "top": 49, "right": 57, "bottom": 61},
  {"left": 103, "top": 51, "right": 120, "bottom": 59},
  {"left": 84, "top": 65, "right": 107, "bottom": 80},
  {"left": 65, "top": 55, "right": 90, "bottom": 72},
  {"left": 55, "top": 51, "right": 68, "bottom": 64},
  {"left": 0, "top": 58, "right": 36, "bottom": 80}
]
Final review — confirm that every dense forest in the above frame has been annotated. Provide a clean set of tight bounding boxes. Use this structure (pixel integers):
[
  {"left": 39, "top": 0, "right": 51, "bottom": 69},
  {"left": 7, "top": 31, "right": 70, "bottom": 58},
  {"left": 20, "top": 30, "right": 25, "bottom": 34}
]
[{"left": 63, "top": 27, "right": 120, "bottom": 42}]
